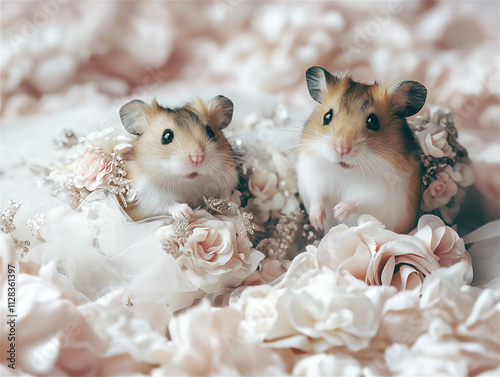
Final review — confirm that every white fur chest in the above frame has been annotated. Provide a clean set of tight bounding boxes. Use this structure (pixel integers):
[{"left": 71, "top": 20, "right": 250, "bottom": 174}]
[
  {"left": 131, "top": 174, "right": 228, "bottom": 217},
  {"left": 297, "top": 154, "right": 410, "bottom": 232}
]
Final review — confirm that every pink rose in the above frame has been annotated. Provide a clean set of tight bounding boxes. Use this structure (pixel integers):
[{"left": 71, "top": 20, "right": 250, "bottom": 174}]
[
  {"left": 366, "top": 236, "right": 440, "bottom": 290},
  {"left": 444, "top": 163, "right": 474, "bottom": 187},
  {"left": 413, "top": 215, "right": 472, "bottom": 282},
  {"left": 73, "top": 150, "right": 114, "bottom": 191},
  {"left": 316, "top": 214, "right": 471, "bottom": 291},
  {"left": 177, "top": 211, "right": 263, "bottom": 285},
  {"left": 422, "top": 172, "right": 458, "bottom": 211},
  {"left": 417, "top": 125, "right": 455, "bottom": 158}
]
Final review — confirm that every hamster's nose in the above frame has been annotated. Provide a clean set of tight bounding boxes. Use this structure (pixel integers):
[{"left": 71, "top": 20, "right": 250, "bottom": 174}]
[
  {"left": 189, "top": 152, "right": 205, "bottom": 166},
  {"left": 334, "top": 138, "right": 352, "bottom": 157}
]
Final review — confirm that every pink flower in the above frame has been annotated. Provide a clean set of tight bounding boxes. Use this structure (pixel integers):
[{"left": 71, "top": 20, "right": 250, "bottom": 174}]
[
  {"left": 73, "top": 150, "right": 114, "bottom": 191},
  {"left": 417, "top": 125, "right": 455, "bottom": 158},
  {"left": 413, "top": 215, "right": 472, "bottom": 282},
  {"left": 316, "top": 214, "right": 472, "bottom": 291},
  {"left": 422, "top": 172, "right": 458, "bottom": 211},
  {"left": 366, "top": 236, "right": 440, "bottom": 290}
]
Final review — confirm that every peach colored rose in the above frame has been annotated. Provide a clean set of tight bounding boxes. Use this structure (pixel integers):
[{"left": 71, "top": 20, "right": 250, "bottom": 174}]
[
  {"left": 248, "top": 170, "right": 279, "bottom": 201},
  {"left": 422, "top": 172, "right": 458, "bottom": 211},
  {"left": 247, "top": 169, "right": 286, "bottom": 222},
  {"left": 417, "top": 124, "right": 455, "bottom": 158},
  {"left": 73, "top": 150, "right": 114, "bottom": 191},
  {"left": 181, "top": 215, "right": 251, "bottom": 276}
]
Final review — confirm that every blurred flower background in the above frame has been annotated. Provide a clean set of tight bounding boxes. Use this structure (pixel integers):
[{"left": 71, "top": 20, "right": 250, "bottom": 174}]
[{"left": 1, "top": 0, "right": 499, "bottom": 218}]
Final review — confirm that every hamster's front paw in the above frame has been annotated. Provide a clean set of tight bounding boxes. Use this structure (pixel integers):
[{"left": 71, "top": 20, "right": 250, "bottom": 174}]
[
  {"left": 309, "top": 202, "right": 326, "bottom": 230},
  {"left": 171, "top": 203, "right": 194, "bottom": 221},
  {"left": 334, "top": 201, "right": 356, "bottom": 222}
]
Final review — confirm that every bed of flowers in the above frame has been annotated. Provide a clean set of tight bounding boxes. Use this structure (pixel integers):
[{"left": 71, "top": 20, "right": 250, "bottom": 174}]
[{"left": 1, "top": 105, "right": 497, "bottom": 376}]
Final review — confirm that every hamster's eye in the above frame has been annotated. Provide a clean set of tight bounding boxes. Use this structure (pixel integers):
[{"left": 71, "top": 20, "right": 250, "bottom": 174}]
[
  {"left": 323, "top": 109, "right": 333, "bottom": 126},
  {"left": 161, "top": 129, "right": 174, "bottom": 145},
  {"left": 366, "top": 113, "right": 380, "bottom": 131},
  {"left": 206, "top": 126, "right": 216, "bottom": 141}
]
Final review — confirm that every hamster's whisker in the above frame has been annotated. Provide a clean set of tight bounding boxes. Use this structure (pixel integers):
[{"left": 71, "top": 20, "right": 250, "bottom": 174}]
[
  {"left": 369, "top": 148, "right": 405, "bottom": 170},
  {"left": 288, "top": 106, "right": 311, "bottom": 122},
  {"left": 367, "top": 141, "right": 406, "bottom": 161},
  {"left": 371, "top": 154, "right": 400, "bottom": 181}
]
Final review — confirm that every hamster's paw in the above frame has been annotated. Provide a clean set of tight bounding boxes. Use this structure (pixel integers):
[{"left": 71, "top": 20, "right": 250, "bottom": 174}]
[
  {"left": 171, "top": 203, "right": 194, "bottom": 221},
  {"left": 334, "top": 201, "right": 356, "bottom": 221},
  {"left": 309, "top": 203, "right": 326, "bottom": 230}
]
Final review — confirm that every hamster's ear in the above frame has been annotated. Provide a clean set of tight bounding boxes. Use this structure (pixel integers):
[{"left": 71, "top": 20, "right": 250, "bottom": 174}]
[
  {"left": 209, "top": 95, "right": 233, "bottom": 130},
  {"left": 305, "top": 66, "right": 338, "bottom": 103},
  {"left": 119, "top": 99, "right": 148, "bottom": 135},
  {"left": 391, "top": 81, "right": 427, "bottom": 117}
]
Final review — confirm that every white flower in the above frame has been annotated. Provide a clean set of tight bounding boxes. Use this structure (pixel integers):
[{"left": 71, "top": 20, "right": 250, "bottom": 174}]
[
  {"left": 422, "top": 172, "right": 458, "bottom": 211},
  {"left": 73, "top": 149, "right": 114, "bottom": 191},
  {"left": 233, "top": 285, "right": 279, "bottom": 343},
  {"left": 85, "top": 126, "right": 134, "bottom": 155},
  {"left": 162, "top": 301, "right": 289, "bottom": 376},
  {"left": 293, "top": 354, "right": 362, "bottom": 377},
  {"left": 416, "top": 124, "right": 455, "bottom": 158},
  {"left": 263, "top": 268, "right": 393, "bottom": 352}
]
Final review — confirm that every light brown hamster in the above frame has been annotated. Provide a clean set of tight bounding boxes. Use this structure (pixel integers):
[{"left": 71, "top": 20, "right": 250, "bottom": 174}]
[
  {"left": 297, "top": 66, "right": 426, "bottom": 234},
  {"left": 119, "top": 95, "right": 239, "bottom": 221}
]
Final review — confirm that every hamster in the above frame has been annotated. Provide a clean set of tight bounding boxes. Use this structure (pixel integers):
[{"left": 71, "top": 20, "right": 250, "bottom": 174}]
[
  {"left": 297, "top": 66, "right": 426, "bottom": 234},
  {"left": 119, "top": 95, "right": 239, "bottom": 221}
]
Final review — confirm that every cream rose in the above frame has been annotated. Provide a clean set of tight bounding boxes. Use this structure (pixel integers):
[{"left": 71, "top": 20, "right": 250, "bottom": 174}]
[
  {"left": 422, "top": 172, "right": 458, "bottom": 211},
  {"left": 263, "top": 269, "right": 391, "bottom": 353},
  {"left": 73, "top": 149, "right": 114, "bottom": 191},
  {"left": 247, "top": 169, "right": 286, "bottom": 222},
  {"left": 417, "top": 124, "right": 455, "bottom": 158},
  {"left": 248, "top": 170, "right": 279, "bottom": 201}
]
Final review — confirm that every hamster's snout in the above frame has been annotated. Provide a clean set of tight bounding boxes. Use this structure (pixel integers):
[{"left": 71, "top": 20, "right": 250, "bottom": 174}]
[
  {"left": 188, "top": 151, "right": 205, "bottom": 167},
  {"left": 333, "top": 137, "right": 352, "bottom": 157}
]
